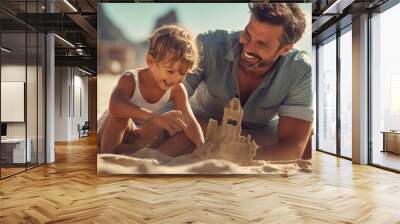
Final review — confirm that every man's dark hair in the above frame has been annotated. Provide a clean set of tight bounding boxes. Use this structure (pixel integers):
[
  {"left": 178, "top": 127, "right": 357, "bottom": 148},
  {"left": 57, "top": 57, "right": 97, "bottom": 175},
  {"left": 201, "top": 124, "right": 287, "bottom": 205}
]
[{"left": 249, "top": 3, "right": 306, "bottom": 45}]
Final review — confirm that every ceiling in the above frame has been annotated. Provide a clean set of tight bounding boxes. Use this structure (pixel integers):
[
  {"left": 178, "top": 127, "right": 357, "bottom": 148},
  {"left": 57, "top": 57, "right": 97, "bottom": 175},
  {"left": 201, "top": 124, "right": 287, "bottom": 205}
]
[{"left": 0, "top": 0, "right": 394, "bottom": 73}]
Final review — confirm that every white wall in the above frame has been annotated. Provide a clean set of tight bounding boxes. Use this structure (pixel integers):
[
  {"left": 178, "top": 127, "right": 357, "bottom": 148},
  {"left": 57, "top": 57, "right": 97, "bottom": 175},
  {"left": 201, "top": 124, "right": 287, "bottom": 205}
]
[
  {"left": 1, "top": 65, "right": 26, "bottom": 140},
  {"left": 1, "top": 64, "right": 46, "bottom": 163},
  {"left": 55, "top": 66, "right": 69, "bottom": 141},
  {"left": 1, "top": 65, "right": 26, "bottom": 81},
  {"left": 55, "top": 67, "right": 89, "bottom": 141},
  {"left": 1, "top": 65, "right": 37, "bottom": 137},
  {"left": 71, "top": 72, "right": 89, "bottom": 138}
]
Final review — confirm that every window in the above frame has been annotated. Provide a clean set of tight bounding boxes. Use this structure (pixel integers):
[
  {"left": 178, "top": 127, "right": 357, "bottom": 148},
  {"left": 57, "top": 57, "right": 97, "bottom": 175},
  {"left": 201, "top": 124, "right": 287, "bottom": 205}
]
[
  {"left": 312, "top": 45, "right": 317, "bottom": 151},
  {"left": 0, "top": 1, "right": 47, "bottom": 179},
  {"left": 371, "top": 2, "right": 400, "bottom": 171},
  {"left": 339, "top": 28, "right": 352, "bottom": 158},
  {"left": 317, "top": 36, "right": 337, "bottom": 154}
]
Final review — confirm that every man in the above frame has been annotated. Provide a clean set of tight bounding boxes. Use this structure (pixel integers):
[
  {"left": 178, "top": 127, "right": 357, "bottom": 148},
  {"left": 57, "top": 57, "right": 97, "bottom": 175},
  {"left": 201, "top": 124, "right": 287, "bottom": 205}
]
[{"left": 156, "top": 3, "right": 313, "bottom": 161}]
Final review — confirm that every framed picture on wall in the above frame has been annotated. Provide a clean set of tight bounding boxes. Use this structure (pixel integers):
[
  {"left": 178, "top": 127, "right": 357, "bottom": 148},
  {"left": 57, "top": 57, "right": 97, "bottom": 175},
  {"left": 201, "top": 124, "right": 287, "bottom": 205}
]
[
  {"left": 1, "top": 81, "right": 25, "bottom": 122},
  {"left": 96, "top": 3, "right": 313, "bottom": 175}
]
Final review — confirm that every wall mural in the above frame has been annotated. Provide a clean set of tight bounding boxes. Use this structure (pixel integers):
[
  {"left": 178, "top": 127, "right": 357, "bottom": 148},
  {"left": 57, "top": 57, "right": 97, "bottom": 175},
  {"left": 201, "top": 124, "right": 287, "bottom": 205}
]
[{"left": 97, "top": 3, "right": 313, "bottom": 175}]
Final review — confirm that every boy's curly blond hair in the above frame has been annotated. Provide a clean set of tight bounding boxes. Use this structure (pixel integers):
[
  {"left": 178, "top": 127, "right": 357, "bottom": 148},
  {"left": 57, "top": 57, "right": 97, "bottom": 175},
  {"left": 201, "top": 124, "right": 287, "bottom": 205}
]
[{"left": 148, "top": 24, "right": 199, "bottom": 74}]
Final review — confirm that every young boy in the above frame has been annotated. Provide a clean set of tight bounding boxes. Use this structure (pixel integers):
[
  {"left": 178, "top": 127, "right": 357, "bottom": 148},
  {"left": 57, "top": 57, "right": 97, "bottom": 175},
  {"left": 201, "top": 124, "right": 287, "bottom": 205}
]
[{"left": 97, "top": 24, "right": 204, "bottom": 156}]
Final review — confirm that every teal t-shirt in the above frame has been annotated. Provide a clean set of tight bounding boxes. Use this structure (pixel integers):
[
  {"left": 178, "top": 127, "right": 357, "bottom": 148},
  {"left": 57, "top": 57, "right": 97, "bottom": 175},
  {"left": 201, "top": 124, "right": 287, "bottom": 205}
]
[{"left": 184, "top": 30, "right": 313, "bottom": 129}]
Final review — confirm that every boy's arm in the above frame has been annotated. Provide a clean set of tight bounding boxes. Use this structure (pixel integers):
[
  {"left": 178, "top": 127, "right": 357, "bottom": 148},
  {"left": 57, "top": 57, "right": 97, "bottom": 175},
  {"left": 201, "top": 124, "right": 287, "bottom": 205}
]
[
  {"left": 172, "top": 84, "right": 205, "bottom": 146},
  {"left": 108, "top": 72, "right": 152, "bottom": 122}
]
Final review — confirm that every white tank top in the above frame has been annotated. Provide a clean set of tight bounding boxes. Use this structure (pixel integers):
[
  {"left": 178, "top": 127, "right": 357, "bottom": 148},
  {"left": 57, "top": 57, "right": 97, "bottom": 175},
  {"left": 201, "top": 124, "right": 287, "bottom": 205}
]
[
  {"left": 128, "top": 69, "right": 171, "bottom": 112},
  {"left": 97, "top": 69, "right": 171, "bottom": 129}
]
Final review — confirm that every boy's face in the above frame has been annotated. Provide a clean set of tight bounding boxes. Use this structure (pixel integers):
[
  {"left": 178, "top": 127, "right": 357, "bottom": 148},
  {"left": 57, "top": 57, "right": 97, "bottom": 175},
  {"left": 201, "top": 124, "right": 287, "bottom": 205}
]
[{"left": 147, "top": 54, "right": 188, "bottom": 91}]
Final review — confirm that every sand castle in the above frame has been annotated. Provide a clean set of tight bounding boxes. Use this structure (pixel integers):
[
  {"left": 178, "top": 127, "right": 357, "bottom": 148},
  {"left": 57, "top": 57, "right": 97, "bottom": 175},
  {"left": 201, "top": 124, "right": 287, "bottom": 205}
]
[{"left": 192, "top": 98, "right": 259, "bottom": 166}]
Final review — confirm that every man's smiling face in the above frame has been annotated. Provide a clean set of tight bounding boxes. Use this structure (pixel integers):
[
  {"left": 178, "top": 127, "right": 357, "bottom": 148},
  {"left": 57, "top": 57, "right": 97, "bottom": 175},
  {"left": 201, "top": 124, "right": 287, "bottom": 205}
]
[{"left": 239, "top": 15, "right": 293, "bottom": 75}]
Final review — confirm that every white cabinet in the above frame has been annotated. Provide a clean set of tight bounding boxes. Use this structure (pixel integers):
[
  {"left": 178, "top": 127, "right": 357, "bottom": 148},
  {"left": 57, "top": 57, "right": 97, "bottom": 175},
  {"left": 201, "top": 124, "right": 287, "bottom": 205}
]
[
  {"left": 1, "top": 138, "right": 32, "bottom": 163},
  {"left": 382, "top": 132, "right": 400, "bottom": 154}
]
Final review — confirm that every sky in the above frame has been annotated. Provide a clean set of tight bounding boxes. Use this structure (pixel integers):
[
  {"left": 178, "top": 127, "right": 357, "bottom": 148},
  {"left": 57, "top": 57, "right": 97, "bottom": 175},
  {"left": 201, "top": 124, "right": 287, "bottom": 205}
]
[{"left": 100, "top": 3, "right": 312, "bottom": 55}]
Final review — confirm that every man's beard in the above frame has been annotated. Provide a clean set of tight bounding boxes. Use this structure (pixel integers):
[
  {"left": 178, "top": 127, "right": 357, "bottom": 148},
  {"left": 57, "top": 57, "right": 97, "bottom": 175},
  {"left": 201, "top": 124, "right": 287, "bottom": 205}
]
[
  {"left": 239, "top": 48, "right": 273, "bottom": 72},
  {"left": 240, "top": 58, "right": 271, "bottom": 71}
]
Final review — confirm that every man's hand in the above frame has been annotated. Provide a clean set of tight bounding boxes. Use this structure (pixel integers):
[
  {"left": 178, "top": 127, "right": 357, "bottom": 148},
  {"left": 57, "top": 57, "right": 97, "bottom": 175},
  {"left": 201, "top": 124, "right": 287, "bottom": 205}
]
[
  {"left": 148, "top": 110, "right": 188, "bottom": 136},
  {"left": 254, "top": 116, "right": 312, "bottom": 161}
]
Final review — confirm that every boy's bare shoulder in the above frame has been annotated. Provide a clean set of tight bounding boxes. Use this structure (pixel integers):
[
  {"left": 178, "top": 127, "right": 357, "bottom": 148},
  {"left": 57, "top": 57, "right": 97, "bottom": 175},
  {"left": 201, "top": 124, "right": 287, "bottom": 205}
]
[
  {"left": 113, "top": 71, "right": 135, "bottom": 98},
  {"left": 171, "top": 83, "right": 188, "bottom": 100},
  {"left": 116, "top": 71, "right": 135, "bottom": 88},
  {"left": 119, "top": 71, "right": 135, "bottom": 81}
]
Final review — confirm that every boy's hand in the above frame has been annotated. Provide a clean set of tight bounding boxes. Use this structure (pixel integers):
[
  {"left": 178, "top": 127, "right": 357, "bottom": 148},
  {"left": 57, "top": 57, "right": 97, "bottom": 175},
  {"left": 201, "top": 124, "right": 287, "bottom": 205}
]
[{"left": 149, "top": 111, "right": 187, "bottom": 136}]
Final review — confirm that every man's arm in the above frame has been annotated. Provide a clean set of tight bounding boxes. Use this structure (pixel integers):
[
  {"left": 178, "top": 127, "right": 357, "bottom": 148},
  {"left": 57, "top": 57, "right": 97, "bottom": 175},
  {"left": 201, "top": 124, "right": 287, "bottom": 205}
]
[
  {"left": 255, "top": 69, "right": 313, "bottom": 161},
  {"left": 254, "top": 116, "right": 312, "bottom": 161},
  {"left": 255, "top": 60, "right": 313, "bottom": 161},
  {"left": 184, "top": 70, "right": 204, "bottom": 98}
]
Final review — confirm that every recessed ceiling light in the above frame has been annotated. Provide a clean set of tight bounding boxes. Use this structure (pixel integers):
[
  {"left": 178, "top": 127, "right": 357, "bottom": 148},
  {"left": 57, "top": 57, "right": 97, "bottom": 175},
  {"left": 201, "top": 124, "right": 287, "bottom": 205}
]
[
  {"left": 54, "top": 34, "right": 75, "bottom": 48},
  {"left": 322, "top": 0, "right": 354, "bottom": 15},
  {"left": 63, "top": 0, "right": 78, "bottom": 12},
  {"left": 1, "top": 47, "right": 11, "bottom": 53},
  {"left": 77, "top": 67, "right": 93, "bottom": 76}
]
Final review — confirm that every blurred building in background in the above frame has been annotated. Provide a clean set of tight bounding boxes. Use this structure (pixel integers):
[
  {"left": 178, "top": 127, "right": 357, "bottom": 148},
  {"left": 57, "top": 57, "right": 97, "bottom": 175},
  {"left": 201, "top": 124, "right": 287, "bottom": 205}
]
[{"left": 98, "top": 6, "right": 179, "bottom": 75}]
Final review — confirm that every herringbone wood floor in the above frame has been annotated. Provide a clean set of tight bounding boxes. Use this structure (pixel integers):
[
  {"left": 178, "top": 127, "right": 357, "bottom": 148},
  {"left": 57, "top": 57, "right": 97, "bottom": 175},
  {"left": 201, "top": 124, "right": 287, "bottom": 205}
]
[{"left": 1, "top": 135, "right": 400, "bottom": 224}]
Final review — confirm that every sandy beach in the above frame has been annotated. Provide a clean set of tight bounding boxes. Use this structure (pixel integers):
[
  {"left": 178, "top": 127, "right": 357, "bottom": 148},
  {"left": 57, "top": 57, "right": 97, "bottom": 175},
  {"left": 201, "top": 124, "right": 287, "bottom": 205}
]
[{"left": 97, "top": 148, "right": 311, "bottom": 175}]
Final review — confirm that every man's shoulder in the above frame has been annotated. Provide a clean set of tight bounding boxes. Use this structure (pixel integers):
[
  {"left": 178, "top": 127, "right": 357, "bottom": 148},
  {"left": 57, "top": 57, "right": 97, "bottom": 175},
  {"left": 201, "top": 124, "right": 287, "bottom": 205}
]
[
  {"left": 287, "top": 48, "right": 311, "bottom": 69},
  {"left": 197, "top": 30, "right": 240, "bottom": 50},
  {"left": 282, "top": 49, "right": 311, "bottom": 73}
]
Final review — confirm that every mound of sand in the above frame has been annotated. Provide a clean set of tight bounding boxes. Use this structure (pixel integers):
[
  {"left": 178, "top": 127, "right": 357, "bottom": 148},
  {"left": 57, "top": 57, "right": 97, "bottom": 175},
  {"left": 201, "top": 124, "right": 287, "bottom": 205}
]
[{"left": 97, "top": 147, "right": 311, "bottom": 175}]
